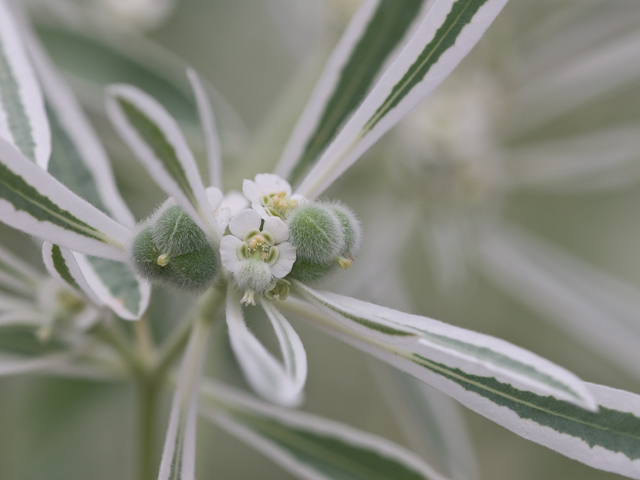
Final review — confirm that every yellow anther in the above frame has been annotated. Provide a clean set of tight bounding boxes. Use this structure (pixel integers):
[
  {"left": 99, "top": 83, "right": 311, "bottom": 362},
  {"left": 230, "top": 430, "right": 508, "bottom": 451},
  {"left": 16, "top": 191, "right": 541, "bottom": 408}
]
[
  {"left": 337, "top": 257, "right": 352, "bottom": 270},
  {"left": 157, "top": 253, "right": 171, "bottom": 266}
]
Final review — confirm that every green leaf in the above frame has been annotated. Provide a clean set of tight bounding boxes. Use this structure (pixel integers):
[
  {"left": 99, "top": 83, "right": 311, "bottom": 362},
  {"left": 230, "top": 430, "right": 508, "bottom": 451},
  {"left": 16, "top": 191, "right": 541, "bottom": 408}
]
[
  {"left": 294, "top": 0, "right": 509, "bottom": 199},
  {"left": 277, "top": 0, "right": 429, "bottom": 184},
  {"left": 0, "top": 0, "right": 50, "bottom": 168},
  {"left": 201, "top": 381, "right": 448, "bottom": 480},
  {"left": 0, "top": 138, "right": 129, "bottom": 261}
]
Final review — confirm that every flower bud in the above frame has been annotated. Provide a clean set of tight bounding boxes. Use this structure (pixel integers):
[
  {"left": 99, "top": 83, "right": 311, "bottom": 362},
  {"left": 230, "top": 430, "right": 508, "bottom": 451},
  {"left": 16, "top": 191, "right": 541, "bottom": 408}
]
[{"left": 131, "top": 204, "right": 218, "bottom": 292}]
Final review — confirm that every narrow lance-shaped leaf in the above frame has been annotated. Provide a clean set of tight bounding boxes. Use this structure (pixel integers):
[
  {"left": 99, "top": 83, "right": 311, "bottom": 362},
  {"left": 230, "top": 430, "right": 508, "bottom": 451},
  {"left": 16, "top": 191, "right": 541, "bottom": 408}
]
[
  {"left": 187, "top": 68, "right": 223, "bottom": 190},
  {"left": 0, "top": 242, "right": 41, "bottom": 295},
  {"left": 261, "top": 300, "right": 308, "bottom": 400},
  {"left": 106, "top": 84, "right": 221, "bottom": 242},
  {"left": 279, "top": 293, "right": 640, "bottom": 479},
  {"left": 295, "top": 0, "right": 509, "bottom": 199},
  {"left": 21, "top": 23, "right": 151, "bottom": 320},
  {"left": 200, "top": 380, "right": 450, "bottom": 480},
  {"left": 226, "top": 288, "right": 304, "bottom": 407},
  {"left": 275, "top": 0, "right": 432, "bottom": 183},
  {"left": 291, "top": 281, "right": 595, "bottom": 409},
  {"left": 158, "top": 313, "right": 214, "bottom": 480},
  {"left": 0, "top": 137, "right": 129, "bottom": 261},
  {"left": 0, "top": 0, "right": 50, "bottom": 168},
  {"left": 42, "top": 241, "right": 102, "bottom": 306}
]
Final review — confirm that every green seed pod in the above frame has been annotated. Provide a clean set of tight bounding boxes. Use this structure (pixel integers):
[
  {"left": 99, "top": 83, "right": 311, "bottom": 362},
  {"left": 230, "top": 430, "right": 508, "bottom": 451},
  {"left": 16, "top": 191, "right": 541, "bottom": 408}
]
[
  {"left": 287, "top": 257, "right": 334, "bottom": 283},
  {"left": 286, "top": 203, "right": 344, "bottom": 264},
  {"left": 131, "top": 204, "right": 218, "bottom": 293},
  {"left": 330, "top": 203, "right": 361, "bottom": 257}
]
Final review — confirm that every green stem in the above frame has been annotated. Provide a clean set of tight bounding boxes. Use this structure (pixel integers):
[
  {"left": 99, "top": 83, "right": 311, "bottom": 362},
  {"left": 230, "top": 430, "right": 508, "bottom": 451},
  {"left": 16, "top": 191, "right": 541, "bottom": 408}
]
[
  {"left": 154, "top": 285, "right": 226, "bottom": 379},
  {"left": 138, "top": 378, "right": 158, "bottom": 480}
]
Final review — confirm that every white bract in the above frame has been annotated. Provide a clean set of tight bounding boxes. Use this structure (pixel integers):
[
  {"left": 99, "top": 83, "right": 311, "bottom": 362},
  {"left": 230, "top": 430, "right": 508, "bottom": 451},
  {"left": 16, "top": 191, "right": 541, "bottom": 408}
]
[{"left": 221, "top": 209, "right": 296, "bottom": 305}]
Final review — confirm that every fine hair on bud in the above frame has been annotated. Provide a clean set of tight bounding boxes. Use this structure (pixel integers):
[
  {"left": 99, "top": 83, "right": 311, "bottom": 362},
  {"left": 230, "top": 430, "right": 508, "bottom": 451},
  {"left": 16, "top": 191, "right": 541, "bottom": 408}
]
[
  {"left": 130, "top": 201, "right": 218, "bottom": 293},
  {"left": 329, "top": 202, "right": 361, "bottom": 257},
  {"left": 286, "top": 257, "right": 335, "bottom": 283},
  {"left": 286, "top": 202, "right": 344, "bottom": 264}
]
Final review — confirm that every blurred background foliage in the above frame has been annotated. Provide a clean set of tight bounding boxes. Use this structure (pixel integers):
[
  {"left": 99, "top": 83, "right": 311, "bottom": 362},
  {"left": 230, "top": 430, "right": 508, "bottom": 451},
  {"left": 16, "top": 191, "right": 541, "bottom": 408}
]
[{"left": 1, "top": 0, "right": 640, "bottom": 478}]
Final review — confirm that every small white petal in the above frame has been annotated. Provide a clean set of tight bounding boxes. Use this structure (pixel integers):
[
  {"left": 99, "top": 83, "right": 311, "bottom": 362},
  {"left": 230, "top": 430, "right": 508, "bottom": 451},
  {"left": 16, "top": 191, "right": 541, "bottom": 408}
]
[
  {"left": 221, "top": 190, "right": 250, "bottom": 216},
  {"left": 252, "top": 202, "right": 271, "bottom": 220},
  {"left": 216, "top": 207, "right": 232, "bottom": 230},
  {"left": 271, "top": 242, "right": 296, "bottom": 278},
  {"left": 254, "top": 173, "right": 292, "bottom": 196},
  {"left": 205, "top": 186, "right": 223, "bottom": 211},
  {"left": 220, "top": 236, "right": 243, "bottom": 272},
  {"left": 263, "top": 217, "right": 289, "bottom": 244},
  {"left": 229, "top": 209, "right": 262, "bottom": 238},
  {"left": 242, "top": 180, "right": 262, "bottom": 203}
]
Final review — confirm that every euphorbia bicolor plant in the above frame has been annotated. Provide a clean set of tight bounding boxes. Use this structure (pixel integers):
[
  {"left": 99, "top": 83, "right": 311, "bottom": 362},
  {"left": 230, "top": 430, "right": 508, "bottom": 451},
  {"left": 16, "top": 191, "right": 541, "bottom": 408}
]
[{"left": 1, "top": 0, "right": 640, "bottom": 479}]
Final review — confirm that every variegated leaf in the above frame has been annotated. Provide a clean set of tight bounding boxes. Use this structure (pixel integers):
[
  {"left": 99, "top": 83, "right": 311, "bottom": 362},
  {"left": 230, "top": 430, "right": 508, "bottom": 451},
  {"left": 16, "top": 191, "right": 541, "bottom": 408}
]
[
  {"left": 0, "top": 137, "right": 129, "bottom": 260},
  {"left": 226, "top": 288, "right": 304, "bottom": 407},
  {"left": 276, "top": 0, "right": 432, "bottom": 184},
  {"left": 158, "top": 313, "right": 214, "bottom": 480},
  {"left": 294, "top": 0, "right": 509, "bottom": 198},
  {"left": 200, "top": 380, "right": 449, "bottom": 480},
  {"left": 22, "top": 25, "right": 151, "bottom": 319},
  {"left": 186, "top": 68, "right": 223, "bottom": 190},
  {"left": 106, "top": 84, "right": 221, "bottom": 241},
  {"left": 42, "top": 241, "right": 102, "bottom": 306},
  {"left": 279, "top": 293, "right": 640, "bottom": 479},
  {"left": 0, "top": 0, "right": 50, "bottom": 168}
]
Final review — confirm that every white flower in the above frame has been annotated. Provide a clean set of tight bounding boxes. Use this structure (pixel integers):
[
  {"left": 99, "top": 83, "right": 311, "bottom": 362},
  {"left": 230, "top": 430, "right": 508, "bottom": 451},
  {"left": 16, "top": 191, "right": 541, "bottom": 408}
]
[
  {"left": 242, "top": 173, "right": 305, "bottom": 219},
  {"left": 207, "top": 187, "right": 249, "bottom": 230},
  {"left": 220, "top": 209, "right": 296, "bottom": 304}
]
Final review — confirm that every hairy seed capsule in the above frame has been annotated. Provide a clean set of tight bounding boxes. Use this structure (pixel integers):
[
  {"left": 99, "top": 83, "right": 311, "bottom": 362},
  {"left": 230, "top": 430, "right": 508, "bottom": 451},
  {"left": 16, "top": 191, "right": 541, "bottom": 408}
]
[
  {"left": 330, "top": 203, "right": 361, "bottom": 257},
  {"left": 286, "top": 257, "right": 335, "bottom": 282},
  {"left": 131, "top": 204, "right": 218, "bottom": 292},
  {"left": 286, "top": 203, "right": 344, "bottom": 264}
]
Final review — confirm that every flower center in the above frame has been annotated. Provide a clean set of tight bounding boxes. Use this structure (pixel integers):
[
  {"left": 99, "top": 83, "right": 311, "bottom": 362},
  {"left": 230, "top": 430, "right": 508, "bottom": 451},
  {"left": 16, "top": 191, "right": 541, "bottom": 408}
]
[
  {"left": 238, "top": 230, "right": 280, "bottom": 265},
  {"left": 261, "top": 191, "right": 298, "bottom": 219}
]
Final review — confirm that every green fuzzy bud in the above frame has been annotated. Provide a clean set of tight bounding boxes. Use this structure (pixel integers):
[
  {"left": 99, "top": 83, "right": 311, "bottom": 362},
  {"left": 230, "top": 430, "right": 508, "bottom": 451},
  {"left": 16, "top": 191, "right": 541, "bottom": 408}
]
[
  {"left": 287, "top": 257, "right": 334, "bottom": 283},
  {"left": 234, "top": 258, "right": 273, "bottom": 293},
  {"left": 330, "top": 203, "right": 361, "bottom": 257},
  {"left": 131, "top": 204, "right": 218, "bottom": 293},
  {"left": 287, "top": 203, "right": 344, "bottom": 264}
]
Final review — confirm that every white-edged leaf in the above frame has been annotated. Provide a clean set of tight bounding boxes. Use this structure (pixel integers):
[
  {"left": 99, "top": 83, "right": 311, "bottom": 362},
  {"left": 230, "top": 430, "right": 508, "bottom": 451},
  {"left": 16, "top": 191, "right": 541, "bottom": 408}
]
[
  {"left": 0, "top": 310, "right": 47, "bottom": 329},
  {"left": 73, "top": 253, "right": 151, "bottom": 320},
  {"left": 158, "top": 313, "right": 214, "bottom": 480},
  {"left": 474, "top": 224, "right": 640, "bottom": 380},
  {"left": 279, "top": 296, "right": 640, "bottom": 479},
  {"left": 506, "top": 125, "right": 640, "bottom": 192},
  {"left": 186, "top": 68, "right": 223, "bottom": 190},
  {"left": 0, "top": 0, "right": 50, "bottom": 168},
  {"left": 200, "top": 380, "right": 449, "bottom": 480},
  {"left": 42, "top": 241, "right": 102, "bottom": 306},
  {"left": 226, "top": 287, "right": 303, "bottom": 407},
  {"left": 0, "top": 349, "right": 78, "bottom": 376},
  {"left": 106, "top": 84, "right": 221, "bottom": 241},
  {"left": 291, "top": 281, "right": 595, "bottom": 409},
  {"left": 0, "top": 242, "right": 41, "bottom": 295},
  {"left": 0, "top": 137, "right": 129, "bottom": 260},
  {"left": 294, "top": 0, "right": 509, "bottom": 198},
  {"left": 21, "top": 17, "right": 136, "bottom": 227},
  {"left": 261, "top": 300, "right": 308, "bottom": 398},
  {"left": 276, "top": 0, "right": 432, "bottom": 183},
  {"left": 374, "top": 364, "right": 480, "bottom": 480}
]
